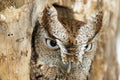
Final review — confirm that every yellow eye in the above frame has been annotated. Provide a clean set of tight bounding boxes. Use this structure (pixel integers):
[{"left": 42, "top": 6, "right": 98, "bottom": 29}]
[
  {"left": 45, "top": 38, "right": 59, "bottom": 49},
  {"left": 84, "top": 43, "right": 92, "bottom": 51}
]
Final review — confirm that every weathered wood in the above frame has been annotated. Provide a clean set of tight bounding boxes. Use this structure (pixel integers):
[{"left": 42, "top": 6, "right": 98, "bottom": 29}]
[
  {"left": 88, "top": 0, "right": 119, "bottom": 80},
  {"left": 0, "top": 6, "right": 31, "bottom": 80}
]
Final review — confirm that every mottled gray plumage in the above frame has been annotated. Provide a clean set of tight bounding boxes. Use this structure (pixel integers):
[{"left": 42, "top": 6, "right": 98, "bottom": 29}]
[{"left": 30, "top": 5, "right": 103, "bottom": 80}]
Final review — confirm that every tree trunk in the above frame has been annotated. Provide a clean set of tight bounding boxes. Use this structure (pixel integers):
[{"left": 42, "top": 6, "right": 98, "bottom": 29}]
[{"left": 0, "top": 0, "right": 119, "bottom": 80}]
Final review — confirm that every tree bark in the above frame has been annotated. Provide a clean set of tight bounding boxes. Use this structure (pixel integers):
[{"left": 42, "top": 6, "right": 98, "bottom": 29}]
[
  {"left": 0, "top": 1, "right": 31, "bottom": 80},
  {"left": 0, "top": 0, "right": 119, "bottom": 80}
]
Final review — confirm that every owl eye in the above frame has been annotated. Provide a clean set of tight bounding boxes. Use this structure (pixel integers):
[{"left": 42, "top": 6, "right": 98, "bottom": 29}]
[
  {"left": 84, "top": 43, "right": 92, "bottom": 51},
  {"left": 45, "top": 38, "right": 59, "bottom": 49}
]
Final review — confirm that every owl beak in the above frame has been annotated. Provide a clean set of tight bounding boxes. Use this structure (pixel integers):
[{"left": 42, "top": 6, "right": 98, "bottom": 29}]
[{"left": 67, "top": 61, "right": 72, "bottom": 73}]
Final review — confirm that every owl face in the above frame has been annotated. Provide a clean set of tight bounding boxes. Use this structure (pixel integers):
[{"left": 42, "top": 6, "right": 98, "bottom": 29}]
[{"left": 33, "top": 5, "right": 103, "bottom": 79}]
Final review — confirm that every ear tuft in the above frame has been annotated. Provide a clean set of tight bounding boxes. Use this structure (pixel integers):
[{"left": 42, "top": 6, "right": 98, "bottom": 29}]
[
  {"left": 94, "top": 10, "right": 103, "bottom": 34},
  {"left": 39, "top": 5, "right": 58, "bottom": 28},
  {"left": 94, "top": 10, "right": 103, "bottom": 28},
  {"left": 46, "top": 5, "right": 58, "bottom": 19},
  {"left": 88, "top": 10, "right": 103, "bottom": 34}
]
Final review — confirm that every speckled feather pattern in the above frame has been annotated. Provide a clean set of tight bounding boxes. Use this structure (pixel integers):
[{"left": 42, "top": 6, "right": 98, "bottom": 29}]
[{"left": 30, "top": 5, "right": 103, "bottom": 80}]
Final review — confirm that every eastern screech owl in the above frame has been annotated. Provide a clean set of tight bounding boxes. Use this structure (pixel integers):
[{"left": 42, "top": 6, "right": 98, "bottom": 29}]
[{"left": 31, "top": 5, "right": 103, "bottom": 80}]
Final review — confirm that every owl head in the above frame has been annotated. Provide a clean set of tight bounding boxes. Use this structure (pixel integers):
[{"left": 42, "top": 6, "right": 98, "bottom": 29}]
[{"left": 34, "top": 5, "right": 103, "bottom": 74}]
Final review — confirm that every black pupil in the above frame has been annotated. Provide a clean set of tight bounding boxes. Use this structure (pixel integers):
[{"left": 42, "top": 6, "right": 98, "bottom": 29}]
[
  {"left": 50, "top": 40, "right": 57, "bottom": 47},
  {"left": 85, "top": 45, "right": 88, "bottom": 49}
]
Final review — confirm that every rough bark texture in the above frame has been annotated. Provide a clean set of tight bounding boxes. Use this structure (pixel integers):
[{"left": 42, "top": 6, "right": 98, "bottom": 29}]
[
  {"left": 0, "top": 0, "right": 119, "bottom": 80},
  {"left": 0, "top": 1, "right": 32, "bottom": 80}
]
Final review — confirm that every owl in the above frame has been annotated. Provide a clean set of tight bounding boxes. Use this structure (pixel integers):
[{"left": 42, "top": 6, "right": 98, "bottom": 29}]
[{"left": 30, "top": 5, "right": 103, "bottom": 80}]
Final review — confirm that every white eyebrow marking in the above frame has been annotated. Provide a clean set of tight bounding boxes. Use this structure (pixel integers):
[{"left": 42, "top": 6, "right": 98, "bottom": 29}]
[
  {"left": 76, "top": 24, "right": 95, "bottom": 44},
  {"left": 49, "top": 20, "right": 68, "bottom": 42},
  {"left": 46, "top": 6, "right": 69, "bottom": 42}
]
